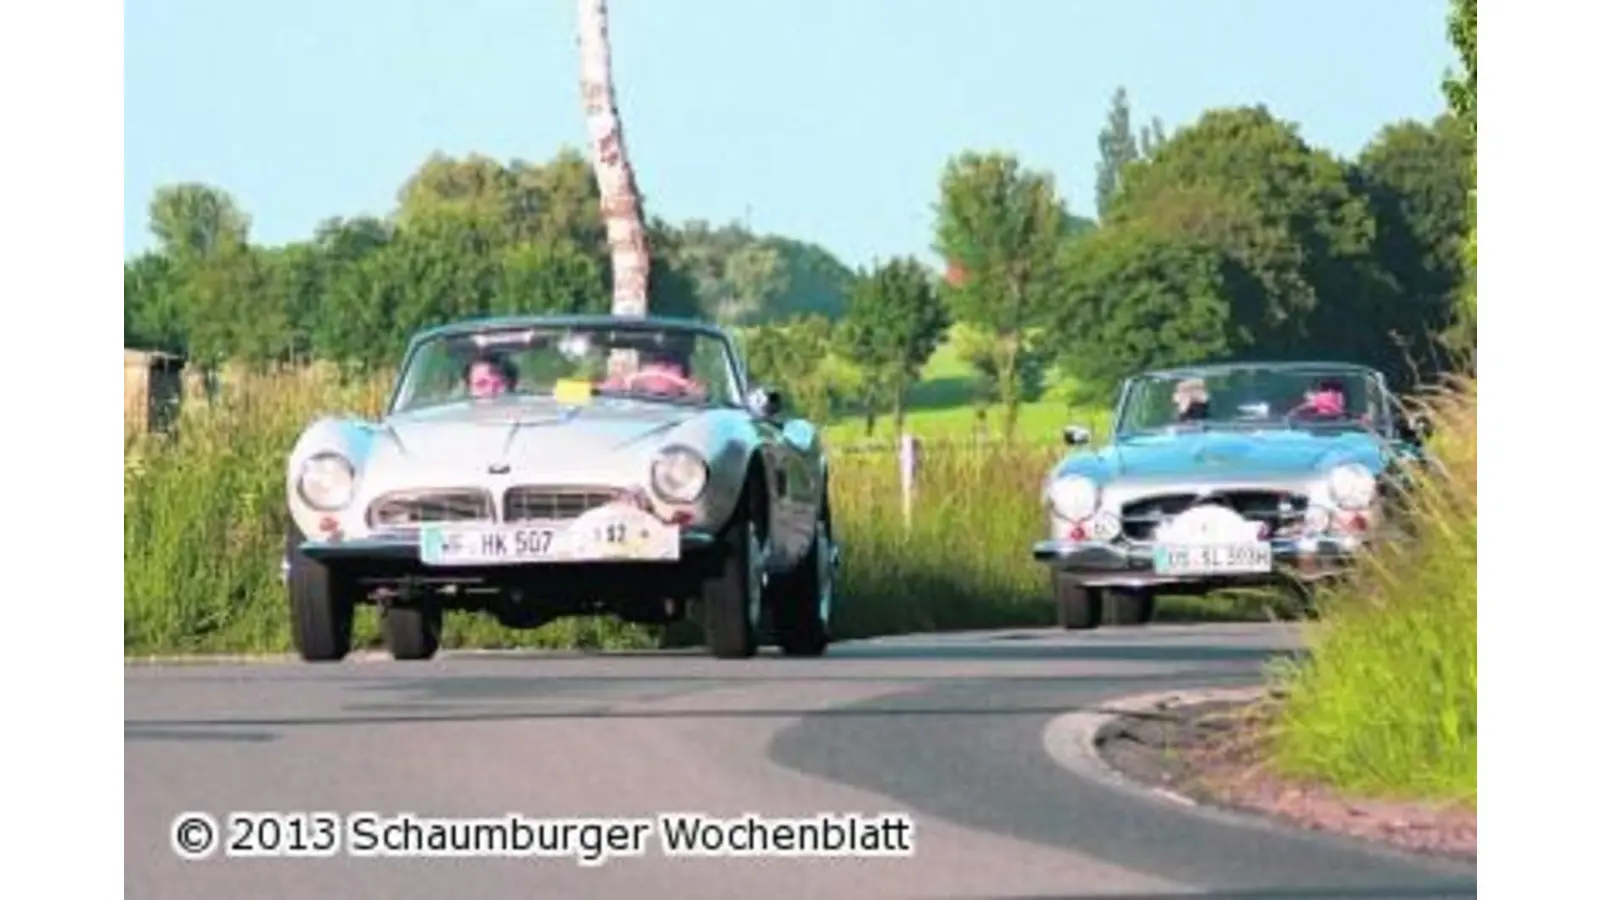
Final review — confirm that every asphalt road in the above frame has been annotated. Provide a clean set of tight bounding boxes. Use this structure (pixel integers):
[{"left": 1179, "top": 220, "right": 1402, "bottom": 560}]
[{"left": 125, "top": 623, "right": 1477, "bottom": 899}]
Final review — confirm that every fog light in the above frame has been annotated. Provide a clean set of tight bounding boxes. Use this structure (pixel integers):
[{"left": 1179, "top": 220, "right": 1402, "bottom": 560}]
[{"left": 1089, "top": 510, "right": 1121, "bottom": 541}]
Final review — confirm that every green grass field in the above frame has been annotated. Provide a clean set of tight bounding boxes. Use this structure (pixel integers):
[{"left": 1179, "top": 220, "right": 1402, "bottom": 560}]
[{"left": 823, "top": 341, "right": 1114, "bottom": 446}]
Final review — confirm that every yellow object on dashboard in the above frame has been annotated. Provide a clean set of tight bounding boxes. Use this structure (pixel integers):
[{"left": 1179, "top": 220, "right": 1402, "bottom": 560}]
[{"left": 554, "top": 379, "right": 594, "bottom": 405}]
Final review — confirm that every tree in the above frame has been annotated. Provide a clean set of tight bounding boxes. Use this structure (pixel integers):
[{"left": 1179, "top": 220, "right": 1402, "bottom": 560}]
[
  {"left": 1048, "top": 221, "right": 1258, "bottom": 395},
  {"left": 837, "top": 258, "right": 949, "bottom": 436},
  {"left": 124, "top": 252, "right": 183, "bottom": 353},
  {"left": 933, "top": 151, "right": 1070, "bottom": 439},
  {"left": 1443, "top": 0, "right": 1476, "bottom": 353},
  {"left": 1356, "top": 115, "right": 1475, "bottom": 380},
  {"left": 147, "top": 183, "right": 250, "bottom": 262},
  {"left": 1095, "top": 87, "right": 1140, "bottom": 219},
  {"left": 1109, "top": 106, "right": 1387, "bottom": 367},
  {"left": 1443, "top": 0, "right": 1476, "bottom": 138},
  {"left": 741, "top": 316, "right": 836, "bottom": 422},
  {"left": 577, "top": 0, "right": 650, "bottom": 316}
]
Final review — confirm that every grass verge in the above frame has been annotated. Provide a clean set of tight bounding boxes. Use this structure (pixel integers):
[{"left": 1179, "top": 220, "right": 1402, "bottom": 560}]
[{"left": 1265, "top": 375, "right": 1477, "bottom": 805}]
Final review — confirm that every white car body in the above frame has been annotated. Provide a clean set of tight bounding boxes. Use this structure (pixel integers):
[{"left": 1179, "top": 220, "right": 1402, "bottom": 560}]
[{"left": 281, "top": 314, "right": 839, "bottom": 662}]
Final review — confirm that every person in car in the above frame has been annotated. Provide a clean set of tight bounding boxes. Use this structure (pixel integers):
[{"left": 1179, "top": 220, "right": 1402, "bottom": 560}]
[
  {"left": 600, "top": 347, "right": 706, "bottom": 399},
  {"left": 463, "top": 353, "right": 518, "bottom": 400},
  {"left": 1172, "top": 378, "right": 1211, "bottom": 422}
]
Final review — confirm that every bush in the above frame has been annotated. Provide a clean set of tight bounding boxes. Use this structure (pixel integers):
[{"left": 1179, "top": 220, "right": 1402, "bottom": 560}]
[
  {"left": 124, "top": 368, "right": 1066, "bottom": 655},
  {"left": 1267, "top": 375, "right": 1477, "bottom": 804}
]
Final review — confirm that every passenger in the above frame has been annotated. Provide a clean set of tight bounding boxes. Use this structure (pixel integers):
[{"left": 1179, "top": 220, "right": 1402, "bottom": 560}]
[{"left": 600, "top": 346, "right": 705, "bottom": 399}]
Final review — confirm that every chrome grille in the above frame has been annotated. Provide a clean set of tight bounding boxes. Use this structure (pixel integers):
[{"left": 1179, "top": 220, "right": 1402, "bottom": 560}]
[
  {"left": 502, "top": 485, "right": 621, "bottom": 522},
  {"left": 367, "top": 488, "right": 494, "bottom": 529},
  {"left": 1120, "top": 490, "right": 1308, "bottom": 542}
]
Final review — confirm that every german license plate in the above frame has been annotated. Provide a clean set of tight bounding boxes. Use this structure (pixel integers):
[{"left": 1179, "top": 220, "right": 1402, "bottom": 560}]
[
  {"left": 418, "top": 504, "right": 680, "bottom": 566},
  {"left": 420, "top": 525, "right": 561, "bottom": 566},
  {"left": 1152, "top": 542, "right": 1272, "bottom": 575}
]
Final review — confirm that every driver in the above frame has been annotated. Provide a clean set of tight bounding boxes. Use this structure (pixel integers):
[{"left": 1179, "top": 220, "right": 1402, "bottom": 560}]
[
  {"left": 463, "top": 353, "right": 518, "bottom": 400},
  {"left": 1172, "top": 378, "right": 1210, "bottom": 422}
]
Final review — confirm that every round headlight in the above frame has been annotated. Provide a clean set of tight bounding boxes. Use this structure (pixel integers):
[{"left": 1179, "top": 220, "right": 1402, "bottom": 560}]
[
  {"left": 297, "top": 452, "right": 355, "bottom": 511},
  {"left": 651, "top": 446, "right": 708, "bottom": 503},
  {"left": 1047, "top": 475, "right": 1100, "bottom": 521},
  {"left": 1327, "top": 463, "right": 1376, "bottom": 510}
]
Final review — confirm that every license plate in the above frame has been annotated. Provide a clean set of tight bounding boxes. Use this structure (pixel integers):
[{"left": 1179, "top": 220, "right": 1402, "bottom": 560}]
[
  {"left": 1152, "top": 542, "right": 1272, "bottom": 575},
  {"left": 419, "top": 504, "right": 680, "bottom": 566},
  {"left": 420, "top": 525, "right": 562, "bottom": 566}
]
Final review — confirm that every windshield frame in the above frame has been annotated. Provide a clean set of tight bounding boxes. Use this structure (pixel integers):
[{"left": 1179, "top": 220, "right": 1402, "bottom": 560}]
[
  {"left": 1109, "top": 362, "right": 1398, "bottom": 440},
  {"left": 384, "top": 319, "right": 751, "bottom": 417}
]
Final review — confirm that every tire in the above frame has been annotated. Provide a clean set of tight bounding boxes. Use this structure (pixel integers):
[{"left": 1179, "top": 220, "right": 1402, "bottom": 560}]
[
  {"left": 382, "top": 603, "right": 443, "bottom": 661},
  {"left": 773, "top": 502, "right": 834, "bottom": 657},
  {"left": 1054, "top": 573, "right": 1102, "bottom": 630},
  {"left": 1105, "top": 589, "right": 1156, "bottom": 626},
  {"left": 700, "top": 485, "right": 764, "bottom": 659},
  {"left": 285, "top": 520, "right": 356, "bottom": 662}
]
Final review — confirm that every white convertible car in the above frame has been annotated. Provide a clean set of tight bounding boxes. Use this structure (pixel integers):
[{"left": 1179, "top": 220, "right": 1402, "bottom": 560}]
[{"left": 282, "top": 314, "right": 839, "bottom": 662}]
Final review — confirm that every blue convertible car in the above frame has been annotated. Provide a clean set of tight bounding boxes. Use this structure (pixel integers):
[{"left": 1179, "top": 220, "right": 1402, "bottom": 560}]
[{"left": 1033, "top": 361, "right": 1429, "bottom": 629}]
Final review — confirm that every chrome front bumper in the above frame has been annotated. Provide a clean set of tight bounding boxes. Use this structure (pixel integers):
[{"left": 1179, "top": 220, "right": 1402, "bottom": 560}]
[
  {"left": 281, "top": 528, "right": 722, "bottom": 581},
  {"left": 1031, "top": 535, "right": 1367, "bottom": 589}
]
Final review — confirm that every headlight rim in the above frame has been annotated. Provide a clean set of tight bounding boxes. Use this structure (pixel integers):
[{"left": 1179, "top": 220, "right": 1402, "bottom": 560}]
[
  {"left": 1047, "top": 474, "right": 1101, "bottom": 521},
  {"left": 650, "top": 444, "right": 710, "bottom": 504},
  {"left": 1326, "top": 462, "right": 1377, "bottom": 511},
  {"left": 296, "top": 451, "right": 357, "bottom": 512}
]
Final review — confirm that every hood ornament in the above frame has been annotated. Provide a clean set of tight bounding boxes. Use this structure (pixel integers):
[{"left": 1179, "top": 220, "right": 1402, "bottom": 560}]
[{"left": 488, "top": 462, "right": 510, "bottom": 475}]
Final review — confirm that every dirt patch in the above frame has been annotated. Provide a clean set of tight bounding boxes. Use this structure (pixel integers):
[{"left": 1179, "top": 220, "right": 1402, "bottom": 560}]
[{"left": 1097, "top": 698, "right": 1476, "bottom": 861}]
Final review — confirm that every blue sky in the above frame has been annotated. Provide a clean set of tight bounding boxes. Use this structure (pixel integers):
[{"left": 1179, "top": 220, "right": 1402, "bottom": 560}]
[{"left": 125, "top": 0, "right": 1456, "bottom": 269}]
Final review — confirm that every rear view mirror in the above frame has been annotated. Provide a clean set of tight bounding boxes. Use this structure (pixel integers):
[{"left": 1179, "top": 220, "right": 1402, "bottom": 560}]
[{"left": 1062, "top": 425, "right": 1092, "bottom": 447}]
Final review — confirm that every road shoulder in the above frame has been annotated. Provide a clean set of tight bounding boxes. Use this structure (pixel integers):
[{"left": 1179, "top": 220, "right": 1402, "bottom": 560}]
[{"left": 1043, "top": 687, "right": 1477, "bottom": 864}]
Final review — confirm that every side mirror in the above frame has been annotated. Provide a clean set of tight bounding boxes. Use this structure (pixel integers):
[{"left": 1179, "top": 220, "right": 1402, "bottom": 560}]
[
  {"left": 1062, "top": 425, "right": 1092, "bottom": 447},
  {"left": 1401, "top": 412, "right": 1432, "bottom": 444},
  {"left": 748, "top": 386, "right": 783, "bottom": 418}
]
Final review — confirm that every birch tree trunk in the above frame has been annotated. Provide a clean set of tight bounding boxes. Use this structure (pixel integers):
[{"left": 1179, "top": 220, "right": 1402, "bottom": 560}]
[{"left": 576, "top": 0, "right": 649, "bottom": 318}]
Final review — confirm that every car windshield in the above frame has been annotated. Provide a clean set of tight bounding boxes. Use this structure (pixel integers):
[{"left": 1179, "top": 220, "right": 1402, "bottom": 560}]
[
  {"left": 389, "top": 322, "right": 744, "bottom": 414},
  {"left": 1115, "top": 365, "right": 1391, "bottom": 437}
]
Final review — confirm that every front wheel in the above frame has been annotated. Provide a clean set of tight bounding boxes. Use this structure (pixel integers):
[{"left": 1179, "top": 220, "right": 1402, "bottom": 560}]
[
  {"left": 285, "top": 520, "right": 356, "bottom": 662},
  {"left": 700, "top": 490, "right": 764, "bottom": 659},
  {"left": 772, "top": 505, "right": 835, "bottom": 657},
  {"left": 1105, "top": 589, "right": 1156, "bottom": 625},
  {"left": 1054, "top": 573, "right": 1102, "bottom": 630},
  {"left": 383, "top": 602, "right": 443, "bottom": 660}
]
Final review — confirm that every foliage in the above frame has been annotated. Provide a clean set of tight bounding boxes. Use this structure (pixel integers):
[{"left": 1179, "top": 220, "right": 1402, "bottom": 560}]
[
  {"left": 1048, "top": 221, "right": 1251, "bottom": 396},
  {"left": 739, "top": 314, "right": 838, "bottom": 422},
  {"left": 1269, "top": 374, "right": 1477, "bottom": 803},
  {"left": 1094, "top": 86, "right": 1165, "bottom": 219},
  {"left": 933, "top": 152, "right": 1072, "bottom": 439},
  {"left": 836, "top": 257, "right": 950, "bottom": 435},
  {"left": 1443, "top": 0, "right": 1476, "bottom": 137}
]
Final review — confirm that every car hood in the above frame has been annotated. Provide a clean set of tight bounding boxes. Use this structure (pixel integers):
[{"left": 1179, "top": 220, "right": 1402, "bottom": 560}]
[
  {"left": 1064, "top": 428, "right": 1389, "bottom": 483},
  {"left": 373, "top": 397, "right": 695, "bottom": 473}
]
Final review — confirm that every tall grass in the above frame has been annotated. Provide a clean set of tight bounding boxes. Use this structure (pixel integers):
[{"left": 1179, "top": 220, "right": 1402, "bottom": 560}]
[
  {"left": 124, "top": 367, "right": 1066, "bottom": 655},
  {"left": 1267, "top": 376, "right": 1477, "bottom": 804}
]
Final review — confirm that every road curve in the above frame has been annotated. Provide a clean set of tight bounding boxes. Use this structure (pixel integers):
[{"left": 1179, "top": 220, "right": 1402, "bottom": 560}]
[{"left": 125, "top": 623, "right": 1476, "bottom": 899}]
